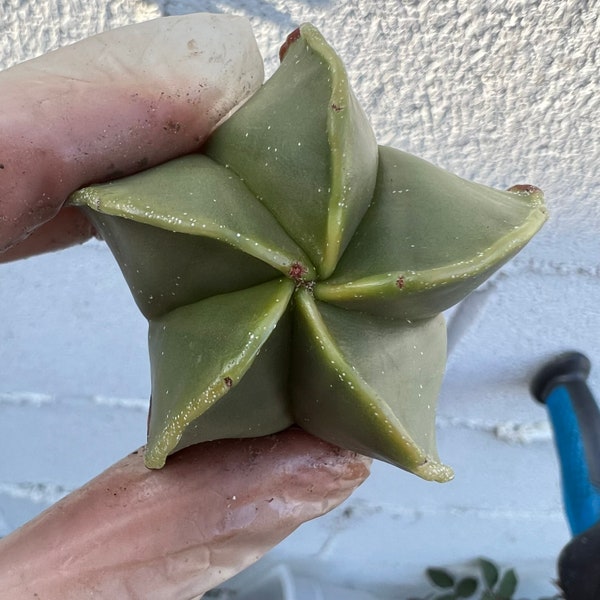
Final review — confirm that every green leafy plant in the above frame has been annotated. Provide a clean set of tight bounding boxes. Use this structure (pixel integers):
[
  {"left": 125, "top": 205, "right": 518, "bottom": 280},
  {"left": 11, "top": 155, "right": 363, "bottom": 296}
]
[
  {"left": 409, "top": 558, "right": 561, "bottom": 600},
  {"left": 68, "top": 24, "right": 547, "bottom": 477},
  {"left": 423, "top": 565, "right": 479, "bottom": 599}
]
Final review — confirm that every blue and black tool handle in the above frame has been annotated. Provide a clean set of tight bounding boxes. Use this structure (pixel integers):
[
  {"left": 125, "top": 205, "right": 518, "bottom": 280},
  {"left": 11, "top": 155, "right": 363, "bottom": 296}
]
[{"left": 531, "top": 352, "right": 600, "bottom": 599}]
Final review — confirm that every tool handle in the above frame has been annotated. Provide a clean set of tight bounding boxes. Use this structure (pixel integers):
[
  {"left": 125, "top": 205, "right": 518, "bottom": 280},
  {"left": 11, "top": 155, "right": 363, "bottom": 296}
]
[
  {"left": 531, "top": 352, "right": 600, "bottom": 536},
  {"left": 558, "top": 520, "right": 600, "bottom": 600}
]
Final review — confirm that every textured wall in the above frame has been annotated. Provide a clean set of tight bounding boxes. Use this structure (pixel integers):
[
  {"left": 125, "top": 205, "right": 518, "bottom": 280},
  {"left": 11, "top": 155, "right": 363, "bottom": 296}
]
[{"left": 1, "top": 1, "right": 598, "bottom": 597}]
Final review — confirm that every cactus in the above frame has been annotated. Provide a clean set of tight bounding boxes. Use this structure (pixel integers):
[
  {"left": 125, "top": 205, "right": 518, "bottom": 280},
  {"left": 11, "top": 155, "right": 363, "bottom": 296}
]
[{"left": 68, "top": 24, "right": 547, "bottom": 481}]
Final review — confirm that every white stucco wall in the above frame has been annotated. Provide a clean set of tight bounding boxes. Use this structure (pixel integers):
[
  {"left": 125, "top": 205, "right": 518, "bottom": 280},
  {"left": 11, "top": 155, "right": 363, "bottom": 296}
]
[{"left": 1, "top": 1, "right": 598, "bottom": 597}]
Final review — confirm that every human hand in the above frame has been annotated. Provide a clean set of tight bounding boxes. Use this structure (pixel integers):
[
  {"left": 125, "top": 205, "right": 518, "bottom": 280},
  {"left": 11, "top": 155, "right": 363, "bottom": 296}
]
[
  {"left": 0, "top": 431, "right": 369, "bottom": 599},
  {"left": 0, "top": 15, "right": 371, "bottom": 599},
  {"left": 0, "top": 13, "right": 264, "bottom": 261}
]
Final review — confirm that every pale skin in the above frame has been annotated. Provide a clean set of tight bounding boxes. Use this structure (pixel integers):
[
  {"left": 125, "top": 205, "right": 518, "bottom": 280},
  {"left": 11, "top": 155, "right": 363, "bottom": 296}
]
[{"left": 0, "top": 15, "right": 371, "bottom": 599}]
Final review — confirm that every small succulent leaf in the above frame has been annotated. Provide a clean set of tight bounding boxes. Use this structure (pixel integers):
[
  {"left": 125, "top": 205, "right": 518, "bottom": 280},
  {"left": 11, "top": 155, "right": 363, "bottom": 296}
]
[
  {"left": 316, "top": 146, "right": 548, "bottom": 318},
  {"left": 69, "top": 153, "right": 315, "bottom": 277},
  {"left": 427, "top": 568, "right": 455, "bottom": 589},
  {"left": 496, "top": 569, "right": 518, "bottom": 599},
  {"left": 292, "top": 290, "right": 453, "bottom": 482},
  {"left": 145, "top": 278, "right": 294, "bottom": 468},
  {"left": 479, "top": 558, "right": 500, "bottom": 590},
  {"left": 82, "top": 210, "right": 280, "bottom": 319},
  {"left": 204, "top": 23, "right": 378, "bottom": 278},
  {"left": 455, "top": 577, "right": 478, "bottom": 597}
]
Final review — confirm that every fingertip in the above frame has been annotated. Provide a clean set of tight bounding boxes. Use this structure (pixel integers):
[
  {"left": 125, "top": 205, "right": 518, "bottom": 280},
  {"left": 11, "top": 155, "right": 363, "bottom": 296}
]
[
  {"left": 0, "top": 431, "right": 370, "bottom": 598},
  {"left": 0, "top": 207, "right": 95, "bottom": 262},
  {"left": 0, "top": 14, "right": 264, "bottom": 255}
]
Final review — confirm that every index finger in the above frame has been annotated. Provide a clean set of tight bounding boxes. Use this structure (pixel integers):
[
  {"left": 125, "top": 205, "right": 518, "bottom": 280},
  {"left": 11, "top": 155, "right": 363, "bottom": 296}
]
[{"left": 0, "top": 13, "right": 263, "bottom": 254}]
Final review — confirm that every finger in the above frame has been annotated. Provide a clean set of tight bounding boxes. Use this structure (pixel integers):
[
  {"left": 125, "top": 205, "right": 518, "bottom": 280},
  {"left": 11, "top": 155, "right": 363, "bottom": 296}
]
[
  {"left": 0, "top": 429, "right": 371, "bottom": 599},
  {"left": 0, "top": 14, "right": 263, "bottom": 254},
  {"left": 0, "top": 207, "right": 95, "bottom": 262}
]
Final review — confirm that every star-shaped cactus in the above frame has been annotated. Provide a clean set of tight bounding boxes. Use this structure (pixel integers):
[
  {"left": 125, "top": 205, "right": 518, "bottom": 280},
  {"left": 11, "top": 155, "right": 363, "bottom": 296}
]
[{"left": 69, "top": 24, "right": 547, "bottom": 482}]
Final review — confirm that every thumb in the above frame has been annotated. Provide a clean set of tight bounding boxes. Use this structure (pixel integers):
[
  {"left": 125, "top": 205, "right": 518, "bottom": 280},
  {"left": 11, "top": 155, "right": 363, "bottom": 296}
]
[
  {"left": 0, "top": 13, "right": 263, "bottom": 256},
  {"left": 0, "top": 429, "right": 370, "bottom": 599}
]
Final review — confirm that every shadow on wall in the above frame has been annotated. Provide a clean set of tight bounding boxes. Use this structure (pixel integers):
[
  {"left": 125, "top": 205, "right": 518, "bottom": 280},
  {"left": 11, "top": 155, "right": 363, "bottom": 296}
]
[{"left": 157, "top": 0, "right": 331, "bottom": 29}]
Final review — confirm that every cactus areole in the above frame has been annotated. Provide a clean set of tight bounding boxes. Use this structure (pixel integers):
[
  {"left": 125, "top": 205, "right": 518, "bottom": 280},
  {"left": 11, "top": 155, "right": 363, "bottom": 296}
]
[{"left": 69, "top": 24, "right": 547, "bottom": 481}]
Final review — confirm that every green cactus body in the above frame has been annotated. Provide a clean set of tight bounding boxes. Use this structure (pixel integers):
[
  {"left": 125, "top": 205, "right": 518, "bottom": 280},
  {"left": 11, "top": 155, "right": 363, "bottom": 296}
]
[{"left": 68, "top": 24, "right": 547, "bottom": 482}]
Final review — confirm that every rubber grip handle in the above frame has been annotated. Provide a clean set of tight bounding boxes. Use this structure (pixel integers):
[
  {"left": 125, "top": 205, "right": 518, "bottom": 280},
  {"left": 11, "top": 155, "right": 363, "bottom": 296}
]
[{"left": 531, "top": 352, "right": 600, "bottom": 536}]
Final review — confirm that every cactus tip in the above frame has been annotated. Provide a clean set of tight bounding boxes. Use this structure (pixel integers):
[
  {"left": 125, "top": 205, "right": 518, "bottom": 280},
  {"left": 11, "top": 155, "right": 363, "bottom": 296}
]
[
  {"left": 279, "top": 27, "right": 302, "bottom": 61},
  {"left": 507, "top": 183, "right": 543, "bottom": 197}
]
